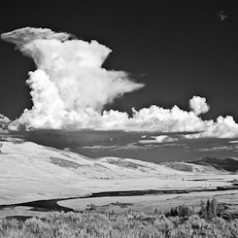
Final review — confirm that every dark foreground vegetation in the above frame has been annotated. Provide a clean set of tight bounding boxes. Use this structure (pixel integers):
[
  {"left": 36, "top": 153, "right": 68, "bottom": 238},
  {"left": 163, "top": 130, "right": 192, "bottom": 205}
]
[{"left": 0, "top": 199, "right": 238, "bottom": 238}]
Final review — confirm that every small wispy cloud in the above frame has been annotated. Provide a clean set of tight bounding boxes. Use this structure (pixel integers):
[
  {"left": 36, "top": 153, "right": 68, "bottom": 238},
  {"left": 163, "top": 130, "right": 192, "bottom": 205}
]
[
  {"left": 139, "top": 135, "right": 178, "bottom": 144},
  {"left": 229, "top": 140, "right": 238, "bottom": 144},
  {"left": 198, "top": 146, "right": 236, "bottom": 152},
  {"left": 82, "top": 143, "right": 152, "bottom": 151}
]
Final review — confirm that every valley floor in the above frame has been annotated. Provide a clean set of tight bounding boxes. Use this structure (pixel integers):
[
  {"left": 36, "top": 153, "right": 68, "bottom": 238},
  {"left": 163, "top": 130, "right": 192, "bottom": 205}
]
[{"left": 0, "top": 137, "right": 238, "bottom": 218}]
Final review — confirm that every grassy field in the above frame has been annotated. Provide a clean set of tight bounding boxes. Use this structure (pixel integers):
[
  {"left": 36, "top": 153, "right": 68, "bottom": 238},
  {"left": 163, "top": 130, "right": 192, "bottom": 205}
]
[{"left": 1, "top": 199, "right": 238, "bottom": 238}]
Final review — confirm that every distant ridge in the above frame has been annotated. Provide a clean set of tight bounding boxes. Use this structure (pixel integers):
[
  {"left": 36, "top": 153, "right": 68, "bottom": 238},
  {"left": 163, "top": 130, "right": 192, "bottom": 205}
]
[
  {"left": 161, "top": 161, "right": 220, "bottom": 174},
  {"left": 188, "top": 157, "right": 238, "bottom": 172}
]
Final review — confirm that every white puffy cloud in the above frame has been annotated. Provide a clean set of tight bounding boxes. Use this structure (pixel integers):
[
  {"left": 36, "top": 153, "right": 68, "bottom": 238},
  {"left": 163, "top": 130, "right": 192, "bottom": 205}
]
[
  {"left": 189, "top": 96, "right": 210, "bottom": 115},
  {"left": 99, "top": 106, "right": 238, "bottom": 138},
  {"left": 0, "top": 114, "right": 10, "bottom": 131},
  {"left": 2, "top": 27, "right": 238, "bottom": 139},
  {"left": 127, "top": 105, "right": 211, "bottom": 132},
  {"left": 97, "top": 105, "right": 209, "bottom": 132},
  {"left": 184, "top": 116, "right": 238, "bottom": 139},
  {"left": 2, "top": 27, "right": 143, "bottom": 130}
]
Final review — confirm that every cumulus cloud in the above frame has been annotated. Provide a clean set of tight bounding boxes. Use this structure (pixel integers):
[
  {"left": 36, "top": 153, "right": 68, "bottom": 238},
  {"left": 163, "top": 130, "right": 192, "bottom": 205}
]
[
  {"left": 189, "top": 96, "right": 209, "bottom": 115},
  {"left": 102, "top": 107, "right": 237, "bottom": 138},
  {"left": 184, "top": 116, "right": 238, "bottom": 139},
  {"left": 0, "top": 114, "right": 10, "bottom": 132},
  {"left": 2, "top": 27, "right": 143, "bottom": 129},
  {"left": 1, "top": 27, "right": 238, "bottom": 139}
]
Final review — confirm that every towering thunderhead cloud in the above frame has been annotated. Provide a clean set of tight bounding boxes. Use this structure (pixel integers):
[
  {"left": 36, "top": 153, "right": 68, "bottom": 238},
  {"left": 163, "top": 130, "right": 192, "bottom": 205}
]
[
  {"left": 2, "top": 27, "right": 238, "bottom": 138},
  {"left": 1, "top": 27, "right": 144, "bottom": 129}
]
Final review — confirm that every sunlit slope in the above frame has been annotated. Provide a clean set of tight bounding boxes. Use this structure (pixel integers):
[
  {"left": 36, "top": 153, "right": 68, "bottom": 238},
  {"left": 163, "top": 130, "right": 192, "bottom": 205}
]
[{"left": 0, "top": 139, "right": 233, "bottom": 205}]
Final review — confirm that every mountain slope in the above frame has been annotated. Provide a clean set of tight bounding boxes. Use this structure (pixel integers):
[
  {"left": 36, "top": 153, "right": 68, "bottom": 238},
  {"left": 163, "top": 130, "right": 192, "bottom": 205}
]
[{"left": 0, "top": 138, "right": 235, "bottom": 205}]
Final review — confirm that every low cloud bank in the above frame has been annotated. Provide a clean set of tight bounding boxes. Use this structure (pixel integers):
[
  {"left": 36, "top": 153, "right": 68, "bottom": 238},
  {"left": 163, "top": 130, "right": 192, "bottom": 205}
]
[{"left": 1, "top": 27, "right": 238, "bottom": 138}]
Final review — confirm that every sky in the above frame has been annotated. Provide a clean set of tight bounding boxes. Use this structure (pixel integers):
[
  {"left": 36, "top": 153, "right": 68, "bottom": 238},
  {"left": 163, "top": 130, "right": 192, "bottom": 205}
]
[{"left": 0, "top": 1, "right": 238, "bottom": 137}]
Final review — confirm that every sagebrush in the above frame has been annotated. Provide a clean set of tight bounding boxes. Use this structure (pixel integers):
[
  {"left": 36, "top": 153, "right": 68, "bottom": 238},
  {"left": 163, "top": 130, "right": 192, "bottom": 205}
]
[{"left": 0, "top": 199, "right": 238, "bottom": 238}]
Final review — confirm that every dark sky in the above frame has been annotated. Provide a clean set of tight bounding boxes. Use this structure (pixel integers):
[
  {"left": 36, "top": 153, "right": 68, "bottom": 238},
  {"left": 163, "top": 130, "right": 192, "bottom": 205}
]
[{"left": 0, "top": 0, "right": 237, "bottom": 121}]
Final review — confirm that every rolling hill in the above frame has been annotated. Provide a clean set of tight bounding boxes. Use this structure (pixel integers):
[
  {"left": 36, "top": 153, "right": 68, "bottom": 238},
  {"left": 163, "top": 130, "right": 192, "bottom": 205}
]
[{"left": 0, "top": 136, "right": 236, "bottom": 206}]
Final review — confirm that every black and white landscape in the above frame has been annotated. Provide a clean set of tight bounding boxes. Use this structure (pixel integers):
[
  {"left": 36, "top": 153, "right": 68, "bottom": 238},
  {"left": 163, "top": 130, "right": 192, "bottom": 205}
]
[{"left": 0, "top": 1, "right": 238, "bottom": 237}]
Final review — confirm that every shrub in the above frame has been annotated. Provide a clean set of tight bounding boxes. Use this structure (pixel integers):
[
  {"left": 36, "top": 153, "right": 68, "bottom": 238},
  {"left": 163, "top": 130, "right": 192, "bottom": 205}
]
[
  {"left": 0, "top": 199, "right": 238, "bottom": 238},
  {"left": 200, "top": 198, "right": 219, "bottom": 220},
  {"left": 166, "top": 204, "right": 194, "bottom": 218}
]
